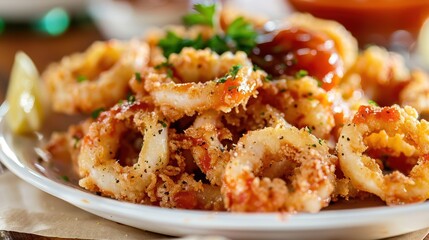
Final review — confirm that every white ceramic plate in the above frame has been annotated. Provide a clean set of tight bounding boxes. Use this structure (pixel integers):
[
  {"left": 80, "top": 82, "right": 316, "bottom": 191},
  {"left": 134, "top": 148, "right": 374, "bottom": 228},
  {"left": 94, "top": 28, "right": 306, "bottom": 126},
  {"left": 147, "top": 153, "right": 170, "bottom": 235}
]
[{"left": 1, "top": 103, "right": 429, "bottom": 240}]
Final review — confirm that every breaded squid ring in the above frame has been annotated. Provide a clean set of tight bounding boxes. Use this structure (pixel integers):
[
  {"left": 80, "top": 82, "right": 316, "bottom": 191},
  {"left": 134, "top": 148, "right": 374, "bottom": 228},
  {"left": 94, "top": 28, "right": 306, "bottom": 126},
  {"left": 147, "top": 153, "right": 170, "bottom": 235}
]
[
  {"left": 337, "top": 105, "right": 429, "bottom": 205},
  {"left": 185, "top": 110, "right": 232, "bottom": 186},
  {"left": 140, "top": 48, "right": 265, "bottom": 121},
  {"left": 186, "top": 103, "right": 289, "bottom": 186},
  {"left": 78, "top": 101, "right": 169, "bottom": 203},
  {"left": 259, "top": 77, "right": 335, "bottom": 139},
  {"left": 44, "top": 39, "right": 149, "bottom": 114},
  {"left": 400, "top": 70, "right": 429, "bottom": 117},
  {"left": 222, "top": 126, "right": 337, "bottom": 212}
]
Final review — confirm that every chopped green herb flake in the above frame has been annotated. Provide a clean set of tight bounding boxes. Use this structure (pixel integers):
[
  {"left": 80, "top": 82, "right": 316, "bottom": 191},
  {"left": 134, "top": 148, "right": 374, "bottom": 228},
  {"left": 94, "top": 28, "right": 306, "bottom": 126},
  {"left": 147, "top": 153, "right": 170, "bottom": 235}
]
[
  {"left": 230, "top": 65, "right": 242, "bottom": 79},
  {"left": 368, "top": 100, "right": 379, "bottom": 106},
  {"left": 166, "top": 68, "right": 173, "bottom": 78},
  {"left": 228, "top": 85, "right": 238, "bottom": 91},
  {"left": 318, "top": 139, "right": 323, "bottom": 145},
  {"left": 76, "top": 75, "right": 87, "bottom": 82},
  {"left": 252, "top": 65, "right": 261, "bottom": 71},
  {"left": 91, "top": 108, "right": 105, "bottom": 119},
  {"left": 61, "top": 175, "right": 69, "bottom": 182},
  {"left": 182, "top": 4, "right": 216, "bottom": 27},
  {"left": 135, "top": 72, "right": 142, "bottom": 83},
  {"left": 72, "top": 136, "right": 80, "bottom": 149},
  {"left": 305, "top": 126, "right": 312, "bottom": 134},
  {"left": 127, "top": 94, "right": 136, "bottom": 103},
  {"left": 158, "top": 120, "right": 167, "bottom": 128},
  {"left": 216, "top": 65, "right": 242, "bottom": 84},
  {"left": 295, "top": 69, "right": 308, "bottom": 79},
  {"left": 216, "top": 76, "right": 228, "bottom": 84}
]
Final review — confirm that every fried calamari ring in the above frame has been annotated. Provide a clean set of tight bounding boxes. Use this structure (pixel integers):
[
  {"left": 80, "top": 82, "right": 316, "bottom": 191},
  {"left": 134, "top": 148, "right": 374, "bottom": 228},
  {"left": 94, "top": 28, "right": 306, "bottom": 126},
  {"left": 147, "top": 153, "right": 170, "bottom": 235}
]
[
  {"left": 344, "top": 46, "right": 410, "bottom": 106},
  {"left": 141, "top": 48, "right": 265, "bottom": 120},
  {"left": 44, "top": 39, "right": 149, "bottom": 114},
  {"left": 152, "top": 173, "right": 224, "bottom": 210},
  {"left": 222, "top": 126, "right": 337, "bottom": 212},
  {"left": 46, "top": 119, "right": 93, "bottom": 175},
  {"left": 78, "top": 101, "right": 169, "bottom": 202},
  {"left": 259, "top": 77, "right": 335, "bottom": 139},
  {"left": 185, "top": 110, "right": 232, "bottom": 186},
  {"left": 337, "top": 105, "right": 429, "bottom": 204},
  {"left": 186, "top": 103, "right": 289, "bottom": 186},
  {"left": 400, "top": 70, "right": 429, "bottom": 117}
]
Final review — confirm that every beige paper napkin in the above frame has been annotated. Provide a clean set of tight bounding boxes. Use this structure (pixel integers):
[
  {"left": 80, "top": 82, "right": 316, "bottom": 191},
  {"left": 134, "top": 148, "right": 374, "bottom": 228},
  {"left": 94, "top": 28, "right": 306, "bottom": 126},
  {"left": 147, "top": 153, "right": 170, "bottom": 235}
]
[
  {"left": 0, "top": 171, "right": 428, "bottom": 240},
  {"left": 0, "top": 171, "right": 165, "bottom": 239}
]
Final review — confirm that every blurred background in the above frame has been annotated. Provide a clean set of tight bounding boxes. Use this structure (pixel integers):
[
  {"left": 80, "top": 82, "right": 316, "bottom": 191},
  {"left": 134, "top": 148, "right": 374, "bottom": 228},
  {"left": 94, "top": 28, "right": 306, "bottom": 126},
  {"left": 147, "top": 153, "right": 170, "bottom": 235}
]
[{"left": 0, "top": 0, "right": 428, "bottom": 102}]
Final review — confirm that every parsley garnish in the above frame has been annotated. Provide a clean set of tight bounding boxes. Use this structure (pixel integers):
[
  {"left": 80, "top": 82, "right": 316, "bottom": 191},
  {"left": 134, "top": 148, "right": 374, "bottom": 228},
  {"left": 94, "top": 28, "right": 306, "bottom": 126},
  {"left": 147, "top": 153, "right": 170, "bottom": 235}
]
[
  {"left": 158, "top": 32, "right": 205, "bottom": 57},
  {"left": 61, "top": 175, "right": 69, "bottom": 182},
  {"left": 127, "top": 94, "right": 136, "bottom": 103},
  {"left": 158, "top": 5, "right": 257, "bottom": 57},
  {"left": 206, "top": 35, "right": 229, "bottom": 54},
  {"left": 183, "top": 4, "right": 216, "bottom": 27},
  {"left": 226, "top": 17, "right": 257, "bottom": 53},
  {"left": 72, "top": 136, "right": 80, "bottom": 149},
  {"left": 295, "top": 69, "right": 308, "bottom": 79},
  {"left": 158, "top": 120, "right": 167, "bottom": 128},
  {"left": 216, "top": 65, "right": 242, "bottom": 84},
  {"left": 368, "top": 100, "right": 379, "bottom": 106},
  {"left": 91, "top": 108, "right": 105, "bottom": 119},
  {"left": 229, "top": 65, "right": 242, "bottom": 79},
  {"left": 135, "top": 72, "right": 142, "bottom": 83},
  {"left": 155, "top": 61, "right": 174, "bottom": 78},
  {"left": 76, "top": 75, "right": 87, "bottom": 83}
]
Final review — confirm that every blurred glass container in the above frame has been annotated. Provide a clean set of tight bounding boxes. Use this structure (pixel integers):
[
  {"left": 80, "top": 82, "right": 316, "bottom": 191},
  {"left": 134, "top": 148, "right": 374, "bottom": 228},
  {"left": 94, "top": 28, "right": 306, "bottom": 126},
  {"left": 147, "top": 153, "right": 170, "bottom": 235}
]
[
  {"left": 0, "top": 0, "right": 87, "bottom": 21},
  {"left": 287, "top": 0, "right": 429, "bottom": 50},
  {"left": 88, "top": 0, "right": 190, "bottom": 39}
]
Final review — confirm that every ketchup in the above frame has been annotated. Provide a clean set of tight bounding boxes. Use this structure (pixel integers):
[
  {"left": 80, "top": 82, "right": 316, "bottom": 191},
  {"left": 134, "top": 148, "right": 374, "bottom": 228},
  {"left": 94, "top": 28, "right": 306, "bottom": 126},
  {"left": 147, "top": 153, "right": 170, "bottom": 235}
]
[{"left": 250, "top": 27, "right": 343, "bottom": 91}]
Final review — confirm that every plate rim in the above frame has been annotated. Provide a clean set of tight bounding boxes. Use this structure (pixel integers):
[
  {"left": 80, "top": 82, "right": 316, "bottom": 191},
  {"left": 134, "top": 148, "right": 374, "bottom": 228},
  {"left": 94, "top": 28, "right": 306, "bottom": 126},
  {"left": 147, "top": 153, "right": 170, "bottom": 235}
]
[{"left": 2, "top": 102, "right": 429, "bottom": 236}]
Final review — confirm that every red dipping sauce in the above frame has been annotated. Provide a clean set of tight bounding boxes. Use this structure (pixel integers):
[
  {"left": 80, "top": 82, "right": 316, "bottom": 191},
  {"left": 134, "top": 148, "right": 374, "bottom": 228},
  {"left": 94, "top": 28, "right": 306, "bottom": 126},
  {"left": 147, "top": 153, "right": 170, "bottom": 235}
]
[{"left": 250, "top": 27, "right": 343, "bottom": 91}]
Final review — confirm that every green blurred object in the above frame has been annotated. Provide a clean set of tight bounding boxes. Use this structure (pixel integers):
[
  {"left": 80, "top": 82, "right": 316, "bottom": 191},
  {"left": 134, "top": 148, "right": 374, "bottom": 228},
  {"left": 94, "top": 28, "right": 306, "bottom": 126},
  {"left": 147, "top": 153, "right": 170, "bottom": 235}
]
[
  {"left": 0, "top": 18, "right": 5, "bottom": 34},
  {"left": 34, "top": 7, "right": 70, "bottom": 36}
]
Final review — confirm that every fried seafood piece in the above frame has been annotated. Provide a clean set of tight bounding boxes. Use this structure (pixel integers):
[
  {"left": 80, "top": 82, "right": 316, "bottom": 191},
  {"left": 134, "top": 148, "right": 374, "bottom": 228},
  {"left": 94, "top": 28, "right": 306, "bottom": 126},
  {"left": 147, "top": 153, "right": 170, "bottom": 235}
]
[
  {"left": 43, "top": 39, "right": 149, "bottom": 114},
  {"left": 337, "top": 105, "right": 429, "bottom": 205},
  {"left": 45, "top": 119, "right": 92, "bottom": 174},
  {"left": 184, "top": 102, "right": 289, "bottom": 186},
  {"left": 343, "top": 46, "right": 410, "bottom": 106},
  {"left": 258, "top": 77, "right": 335, "bottom": 139},
  {"left": 400, "top": 70, "right": 429, "bottom": 116},
  {"left": 287, "top": 13, "right": 358, "bottom": 71},
  {"left": 222, "top": 126, "right": 337, "bottom": 212},
  {"left": 136, "top": 48, "right": 265, "bottom": 121},
  {"left": 78, "top": 101, "right": 169, "bottom": 203},
  {"left": 147, "top": 173, "right": 224, "bottom": 210},
  {"left": 184, "top": 111, "right": 233, "bottom": 186}
]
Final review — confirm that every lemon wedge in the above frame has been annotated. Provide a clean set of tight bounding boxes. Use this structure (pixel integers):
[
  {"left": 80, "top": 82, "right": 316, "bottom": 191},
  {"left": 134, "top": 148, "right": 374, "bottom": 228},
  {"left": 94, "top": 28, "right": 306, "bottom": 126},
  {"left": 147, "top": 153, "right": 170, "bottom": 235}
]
[{"left": 5, "top": 51, "right": 45, "bottom": 134}]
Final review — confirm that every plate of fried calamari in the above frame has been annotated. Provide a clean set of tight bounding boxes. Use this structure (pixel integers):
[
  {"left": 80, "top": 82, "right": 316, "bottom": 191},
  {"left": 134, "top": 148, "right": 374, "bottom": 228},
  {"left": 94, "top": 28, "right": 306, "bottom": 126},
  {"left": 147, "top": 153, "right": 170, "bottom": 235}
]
[{"left": 3, "top": 3, "right": 429, "bottom": 239}]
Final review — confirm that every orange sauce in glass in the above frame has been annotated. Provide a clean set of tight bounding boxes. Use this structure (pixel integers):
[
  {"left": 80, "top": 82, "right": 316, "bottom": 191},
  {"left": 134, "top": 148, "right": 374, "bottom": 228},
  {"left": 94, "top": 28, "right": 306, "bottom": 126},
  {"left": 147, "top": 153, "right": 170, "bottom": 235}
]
[{"left": 287, "top": 0, "right": 429, "bottom": 48}]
